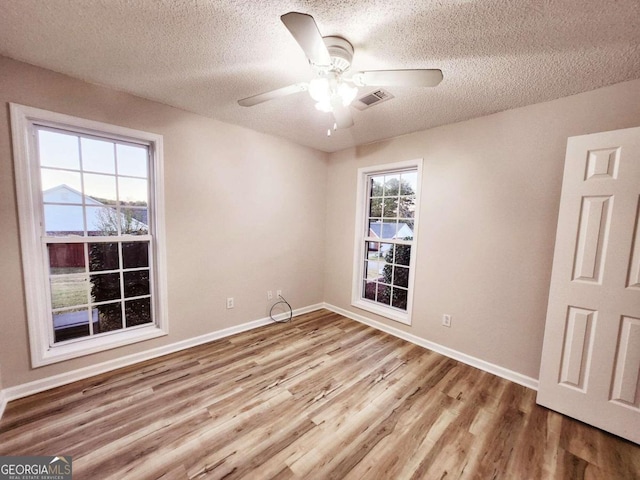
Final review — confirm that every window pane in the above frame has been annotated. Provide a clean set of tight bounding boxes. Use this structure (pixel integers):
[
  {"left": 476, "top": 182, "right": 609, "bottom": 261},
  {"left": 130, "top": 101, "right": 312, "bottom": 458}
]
[
  {"left": 41, "top": 169, "right": 82, "bottom": 199},
  {"left": 365, "top": 241, "right": 380, "bottom": 260},
  {"left": 89, "top": 243, "right": 119, "bottom": 271},
  {"left": 123, "top": 207, "right": 148, "bottom": 225},
  {"left": 394, "top": 244, "right": 412, "bottom": 266},
  {"left": 124, "top": 270, "right": 150, "bottom": 298},
  {"left": 94, "top": 303, "right": 123, "bottom": 334},
  {"left": 44, "top": 204, "right": 84, "bottom": 236},
  {"left": 48, "top": 243, "right": 85, "bottom": 274},
  {"left": 370, "top": 220, "right": 399, "bottom": 240},
  {"left": 118, "top": 177, "right": 148, "bottom": 205},
  {"left": 84, "top": 173, "right": 117, "bottom": 204},
  {"left": 382, "top": 198, "right": 398, "bottom": 218},
  {"left": 50, "top": 275, "right": 89, "bottom": 309},
  {"left": 398, "top": 196, "right": 415, "bottom": 219},
  {"left": 396, "top": 222, "right": 413, "bottom": 240},
  {"left": 376, "top": 284, "right": 391, "bottom": 305},
  {"left": 117, "top": 144, "right": 148, "bottom": 178},
  {"left": 81, "top": 137, "right": 115, "bottom": 174},
  {"left": 363, "top": 281, "right": 376, "bottom": 300},
  {"left": 86, "top": 206, "right": 119, "bottom": 236},
  {"left": 400, "top": 172, "right": 417, "bottom": 195},
  {"left": 383, "top": 175, "right": 400, "bottom": 196},
  {"left": 369, "top": 175, "right": 384, "bottom": 197},
  {"left": 392, "top": 288, "right": 408, "bottom": 310},
  {"left": 122, "top": 242, "right": 149, "bottom": 269},
  {"left": 367, "top": 261, "right": 384, "bottom": 280},
  {"left": 380, "top": 243, "right": 394, "bottom": 263},
  {"left": 53, "top": 307, "right": 91, "bottom": 342},
  {"left": 91, "top": 272, "right": 121, "bottom": 302},
  {"left": 393, "top": 266, "right": 410, "bottom": 288},
  {"left": 120, "top": 207, "right": 149, "bottom": 235},
  {"left": 401, "top": 220, "right": 414, "bottom": 235},
  {"left": 125, "top": 298, "right": 152, "bottom": 327},
  {"left": 38, "top": 130, "right": 80, "bottom": 170},
  {"left": 368, "top": 220, "right": 382, "bottom": 239},
  {"left": 369, "top": 198, "right": 382, "bottom": 218},
  {"left": 381, "top": 263, "right": 393, "bottom": 285},
  {"left": 365, "top": 260, "right": 382, "bottom": 280}
]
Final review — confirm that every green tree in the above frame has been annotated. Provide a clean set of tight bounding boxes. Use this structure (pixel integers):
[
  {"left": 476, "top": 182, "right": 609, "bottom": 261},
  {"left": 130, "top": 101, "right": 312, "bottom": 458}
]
[
  {"left": 369, "top": 177, "right": 416, "bottom": 219},
  {"left": 382, "top": 239, "right": 412, "bottom": 310}
]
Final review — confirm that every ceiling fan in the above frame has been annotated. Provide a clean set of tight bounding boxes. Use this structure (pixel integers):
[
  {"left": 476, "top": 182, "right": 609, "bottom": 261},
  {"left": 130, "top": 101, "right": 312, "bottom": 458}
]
[{"left": 238, "top": 12, "right": 443, "bottom": 131}]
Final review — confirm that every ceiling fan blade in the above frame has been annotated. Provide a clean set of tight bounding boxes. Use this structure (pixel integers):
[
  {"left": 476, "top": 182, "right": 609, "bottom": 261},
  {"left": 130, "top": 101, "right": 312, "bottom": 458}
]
[
  {"left": 352, "top": 69, "right": 443, "bottom": 87},
  {"left": 281, "top": 12, "right": 332, "bottom": 67},
  {"left": 238, "top": 83, "right": 308, "bottom": 107},
  {"left": 331, "top": 96, "right": 354, "bottom": 129}
]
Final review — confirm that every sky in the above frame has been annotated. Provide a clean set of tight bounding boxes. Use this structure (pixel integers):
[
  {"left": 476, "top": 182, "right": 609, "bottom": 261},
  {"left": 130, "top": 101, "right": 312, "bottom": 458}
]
[{"left": 38, "top": 129, "right": 149, "bottom": 203}]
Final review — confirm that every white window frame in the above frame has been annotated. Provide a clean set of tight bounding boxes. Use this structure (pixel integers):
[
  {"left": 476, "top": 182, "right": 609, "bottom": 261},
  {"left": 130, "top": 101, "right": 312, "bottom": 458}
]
[
  {"left": 11, "top": 103, "right": 169, "bottom": 367},
  {"left": 351, "top": 159, "right": 423, "bottom": 325}
]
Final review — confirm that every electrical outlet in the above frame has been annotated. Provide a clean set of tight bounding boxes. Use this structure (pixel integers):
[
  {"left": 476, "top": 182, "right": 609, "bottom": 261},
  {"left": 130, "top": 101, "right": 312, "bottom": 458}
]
[
  {"left": 442, "top": 314, "right": 452, "bottom": 328},
  {"left": 276, "top": 289, "right": 282, "bottom": 298},
  {"left": 267, "top": 291, "right": 273, "bottom": 300},
  {"left": 226, "top": 297, "right": 234, "bottom": 309}
]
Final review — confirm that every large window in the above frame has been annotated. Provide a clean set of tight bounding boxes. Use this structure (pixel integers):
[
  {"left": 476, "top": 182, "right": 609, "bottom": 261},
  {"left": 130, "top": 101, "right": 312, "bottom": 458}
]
[
  {"left": 352, "top": 160, "right": 422, "bottom": 324},
  {"left": 11, "top": 104, "right": 168, "bottom": 366}
]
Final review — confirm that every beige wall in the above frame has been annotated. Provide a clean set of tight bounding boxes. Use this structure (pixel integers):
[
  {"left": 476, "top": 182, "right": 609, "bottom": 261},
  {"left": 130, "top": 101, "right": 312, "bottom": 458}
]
[
  {"left": 324, "top": 79, "right": 640, "bottom": 379},
  {"left": 0, "top": 56, "right": 328, "bottom": 388},
  {"left": 1, "top": 53, "right": 639, "bottom": 391}
]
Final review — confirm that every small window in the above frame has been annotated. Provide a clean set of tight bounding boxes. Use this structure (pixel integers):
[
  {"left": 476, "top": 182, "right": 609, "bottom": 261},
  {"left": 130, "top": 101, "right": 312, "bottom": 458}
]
[
  {"left": 11, "top": 104, "right": 168, "bottom": 366},
  {"left": 352, "top": 160, "right": 422, "bottom": 324}
]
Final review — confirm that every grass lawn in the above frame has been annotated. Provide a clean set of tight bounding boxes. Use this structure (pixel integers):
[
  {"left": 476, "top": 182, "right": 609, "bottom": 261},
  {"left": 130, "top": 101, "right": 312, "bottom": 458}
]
[{"left": 50, "top": 276, "right": 89, "bottom": 309}]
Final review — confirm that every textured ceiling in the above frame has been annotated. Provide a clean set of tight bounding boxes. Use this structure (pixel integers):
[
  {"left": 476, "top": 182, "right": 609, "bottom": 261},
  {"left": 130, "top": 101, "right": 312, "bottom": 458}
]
[{"left": 1, "top": 0, "right": 639, "bottom": 152}]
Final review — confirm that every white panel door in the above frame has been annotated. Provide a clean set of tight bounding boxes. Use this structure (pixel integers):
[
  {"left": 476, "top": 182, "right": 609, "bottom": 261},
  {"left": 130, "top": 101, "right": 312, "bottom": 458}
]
[{"left": 537, "top": 126, "right": 640, "bottom": 444}]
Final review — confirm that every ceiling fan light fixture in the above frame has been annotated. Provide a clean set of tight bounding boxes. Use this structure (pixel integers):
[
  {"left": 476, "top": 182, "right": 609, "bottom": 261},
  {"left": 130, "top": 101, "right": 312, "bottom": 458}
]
[
  {"left": 338, "top": 82, "right": 358, "bottom": 106},
  {"left": 309, "top": 76, "right": 357, "bottom": 112},
  {"left": 308, "top": 77, "right": 330, "bottom": 102},
  {"left": 314, "top": 99, "right": 333, "bottom": 112}
]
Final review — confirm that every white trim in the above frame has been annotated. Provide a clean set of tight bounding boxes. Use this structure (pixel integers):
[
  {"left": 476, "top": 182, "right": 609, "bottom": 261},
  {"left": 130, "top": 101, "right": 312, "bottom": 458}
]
[
  {"left": 324, "top": 303, "right": 539, "bottom": 390},
  {"left": 1, "top": 303, "right": 324, "bottom": 404},
  {"left": 10, "top": 103, "right": 169, "bottom": 367},
  {"left": 0, "top": 389, "right": 7, "bottom": 420},
  {"left": 39, "top": 326, "right": 168, "bottom": 365},
  {"left": 351, "top": 159, "right": 423, "bottom": 325},
  {"left": 10, "top": 103, "right": 49, "bottom": 367}
]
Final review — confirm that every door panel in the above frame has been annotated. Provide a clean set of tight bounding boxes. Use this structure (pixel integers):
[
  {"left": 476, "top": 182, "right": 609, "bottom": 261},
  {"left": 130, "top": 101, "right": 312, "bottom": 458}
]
[
  {"left": 537, "top": 126, "right": 640, "bottom": 444},
  {"left": 558, "top": 306, "right": 596, "bottom": 390},
  {"left": 611, "top": 315, "right": 640, "bottom": 408},
  {"left": 572, "top": 195, "right": 613, "bottom": 283}
]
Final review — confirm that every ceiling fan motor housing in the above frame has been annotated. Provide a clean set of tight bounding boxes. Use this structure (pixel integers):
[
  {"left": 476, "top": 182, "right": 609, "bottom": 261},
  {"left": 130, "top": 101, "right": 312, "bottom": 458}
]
[{"left": 323, "top": 36, "right": 354, "bottom": 73}]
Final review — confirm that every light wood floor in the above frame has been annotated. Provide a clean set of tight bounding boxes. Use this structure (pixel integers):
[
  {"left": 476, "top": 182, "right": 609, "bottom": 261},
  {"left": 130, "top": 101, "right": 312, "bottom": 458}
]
[{"left": 1, "top": 309, "right": 638, "bottom": 479}]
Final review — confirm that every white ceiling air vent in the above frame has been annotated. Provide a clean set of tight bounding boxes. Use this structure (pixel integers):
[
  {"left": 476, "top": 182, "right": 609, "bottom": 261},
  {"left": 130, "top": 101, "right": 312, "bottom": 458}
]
[{"left": 353, "top": 89, "right": 394, "bottom": 111}]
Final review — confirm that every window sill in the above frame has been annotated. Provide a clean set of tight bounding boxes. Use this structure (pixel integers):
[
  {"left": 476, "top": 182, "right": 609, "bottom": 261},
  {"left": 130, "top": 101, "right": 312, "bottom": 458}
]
[
  {"left": 351, "top": 299, "right": 412, "bottom": 325},
  {"left": 36, "top": 325, "right": 168, "bottom": 367}
]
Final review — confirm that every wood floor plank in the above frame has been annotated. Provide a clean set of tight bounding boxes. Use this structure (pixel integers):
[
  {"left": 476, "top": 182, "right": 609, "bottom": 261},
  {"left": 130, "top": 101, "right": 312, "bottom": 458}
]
[
  {"left": 504, "top": 396, "right": 550, "bottom": 479},
  {"left": 1, "top": 309, "right": 638, "bottom": 479}
]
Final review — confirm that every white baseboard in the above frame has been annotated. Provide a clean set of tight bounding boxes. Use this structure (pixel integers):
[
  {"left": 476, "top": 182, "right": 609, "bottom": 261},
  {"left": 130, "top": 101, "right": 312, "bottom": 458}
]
[
  {"left": 323, "top": 303, "right": 539, "bottom": 391},
  {"left": 1, "top": 303, "right": 324, "bottom": 407}
]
